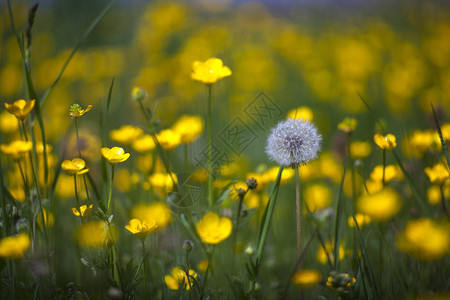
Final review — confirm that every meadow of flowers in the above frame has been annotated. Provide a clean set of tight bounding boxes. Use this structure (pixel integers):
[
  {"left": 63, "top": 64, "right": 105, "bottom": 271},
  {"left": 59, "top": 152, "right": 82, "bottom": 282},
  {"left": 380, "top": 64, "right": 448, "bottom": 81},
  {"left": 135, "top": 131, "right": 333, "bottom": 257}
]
[{"left": 0, "top": 0, "right": 449, "bottom": 299}]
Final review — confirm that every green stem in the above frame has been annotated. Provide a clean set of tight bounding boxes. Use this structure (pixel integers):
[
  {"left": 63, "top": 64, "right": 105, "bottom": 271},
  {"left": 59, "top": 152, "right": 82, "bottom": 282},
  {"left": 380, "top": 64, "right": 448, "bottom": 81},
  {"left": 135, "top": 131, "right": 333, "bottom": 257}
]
[
  {"left": 141, "top": 239, "right": 148, "bottom": 298},
  {"left": 73, "top": 175, "right": 83, "bottom": 224},
  {"left": 185, "top": 252, "right": 194, "bottom": 300},
  {"left": 75, "top": 119, "right": 91, "bottom": 204},
  {"left": 207, "top": 85, "right": 213, "bottom": 207},
  {"left": 439, "top": 183, "right": 449, "bottom": 218},
  {"left": 231, "top": 188, "right": 248, "bottom": 274},
  {"left": 107, "top": 165, "right": 115, "bottom": 214},
  {"left": 382, "top": 149, "right": 386, "bottom": 187}
]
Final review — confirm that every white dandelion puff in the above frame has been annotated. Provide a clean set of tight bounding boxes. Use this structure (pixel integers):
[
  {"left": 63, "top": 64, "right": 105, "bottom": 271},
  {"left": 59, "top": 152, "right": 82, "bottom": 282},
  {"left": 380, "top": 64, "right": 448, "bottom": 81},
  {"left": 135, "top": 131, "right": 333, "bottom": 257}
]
[{"left": 266, "top": 118, "right": 322, "bottom": 166}]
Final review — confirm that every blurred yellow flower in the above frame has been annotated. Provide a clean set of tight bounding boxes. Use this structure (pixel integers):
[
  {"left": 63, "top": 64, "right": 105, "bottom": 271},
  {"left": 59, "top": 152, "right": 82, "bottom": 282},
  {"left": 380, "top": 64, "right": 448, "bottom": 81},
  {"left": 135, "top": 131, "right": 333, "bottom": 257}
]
[
  {"left": 10, "top": 187, "right": 26, "bottom": 204},
  {"left": 374, "top": 133, "right": 397, "bottom": 150},
  {"left": 409, "top": 130, "right": 440, "bottom": 156},
  {"left": 110, "top": 125, "right": 144, "bottom": 145},
  {"left": 441, "top": 123, "right": 450, "bottom": 141},
  {"left": 303, "top": 183, "right": 332, "bottom": 211},
  {"left": 72, "top": 204, "right": 93, "bottom": 218},
  {"left": 356, "top": 188, "right": 401, "bottom": 221},
  {"left": 316, "top": 242, "right": 346, "bottom": 265},
  {"left": 115, "top": 168, "right": 140, "bottom": 192},
  {"left": 156, "top": 129, "right": 181, "bottom": 151},
  {"left": 132, "top": 134, "right": 156, "bottom": 153},
  {"left": 101, "top": 147, "right": 130, "bottom": 164},
  {"left": 196, "top": 212, "right": 232, "bottom": 244},
  {"left": 198, "top": 260, "right": 209, "bottom": 273},
  {"left": 369, "top": 164, "right": 403, "bottom": 183},
  {"left": 37, "top": 209, "right": 54, "bottom": 228},
  {"left": 125, "top": 218, "right": 158, "bottom": 240},
  {"left": 0, "top": 110, "right": 19, "bottom": 133},
  {"left": 424, "top": 163, "right": 449, "bottom": 184},
  {"left": 350, "top": 141, "right": 372, "bottom": 159},
  {"left": 149, "top": 172, "right": 177, "bottom": 194},
  {"left": 192, "top": 57, "right": 231, "bottom": 85},
  {"left": 4, "top": 99, "right": 35, "bottom": 121},
  {"left": 172, "top": 115, "right": 204, "bottom": 144},
  {"left": 69, "top": 103, "right": 92, "bottom": 119},
  {"left": 427, "top": 185, "right": 450, "bottom": 205},
  {"left": 291, "top": 269, "right": 322, "bottom": 288},
  {"left": 56, "top": 174, "right": 76, "bottom": 198},
  {"left": 245, "top": 193, "right": 268, "bottom": 210},
  {"left": 262, "top": 167, "right": 294, "bottom": 185},
  {"left": 0, "top": 140, "right": 33, "bottom": 158},
  {"left": 131, "top": 202, "right": 172, "bottom": 230},
  {"left": 77, "top": 220, "right": 117, "bottom": 248},
  {"left": 61, "top": 158, "right": 89, "bottom": 175},
  {"left": 338, "top": 118, "right": 357, "bottom": 133},
  {"left": 164, "top": 267, "right": 197, "bottom": 290},
  {"left": 397, "top": 218, "right": 449, "bottom": 261},
  {"left": 348, "top": 213, "right": 371, "bottom": 228},
  {"left": 286, "top": 106, "right": 314, "bottom": 121},
  {"left": 0, "top": 233, "right": 31, "bottom": 259}
]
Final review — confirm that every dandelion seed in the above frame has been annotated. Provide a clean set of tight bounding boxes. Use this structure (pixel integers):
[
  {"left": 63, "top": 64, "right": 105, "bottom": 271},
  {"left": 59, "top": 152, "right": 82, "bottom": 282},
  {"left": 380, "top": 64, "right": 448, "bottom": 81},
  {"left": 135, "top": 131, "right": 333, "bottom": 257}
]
[{"left": 266, "top": 118, "right": 321, "bottom": 167}]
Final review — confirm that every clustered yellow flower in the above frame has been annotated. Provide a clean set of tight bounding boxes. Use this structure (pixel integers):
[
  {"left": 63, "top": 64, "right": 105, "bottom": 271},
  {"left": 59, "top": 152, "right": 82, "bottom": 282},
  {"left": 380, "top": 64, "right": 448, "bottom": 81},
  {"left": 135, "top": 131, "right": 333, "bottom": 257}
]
[
  {"left": 61, "top": 158, "right": 89, "bottom": 175},
  {"left": 192, "top": 58, "right": 232, "bottom": 85},
  {"left": 72, "top": 204, "right": 93, "bottom": 218},
  {"left": 125, "top": 218, "right": 158, "bottom": 240},
  {"left": 356, "top": 188, "right": 401, "bottom": 222},
  {"left": 101, "top": 147, "right": 130, "bottom": 164},
  {"left": 0, "top": 233, "right": 31, "bottom": 259},
  {"left": 164, "top": 267, "right": 197, "bottom": 290},
  {"left": 4, "top": 99, "right": 35, "bottom": 121},
  {"left": 374, "top": 133, "right": 397, "bottom": 150},
  {"left": 291, "top": 269, "right": 322, "bottom": 288},
  {"left": 196, "top": 212, "right": 232, "bottom": 244},
  {"left": 69, "top": 103, "right": 92, "bottom": 119},
  {"left": 369, "top": 164, "right": 403, "bottom": 183},
  {"left": 397, "top": 218, "right": 449, "bottom": 261}
]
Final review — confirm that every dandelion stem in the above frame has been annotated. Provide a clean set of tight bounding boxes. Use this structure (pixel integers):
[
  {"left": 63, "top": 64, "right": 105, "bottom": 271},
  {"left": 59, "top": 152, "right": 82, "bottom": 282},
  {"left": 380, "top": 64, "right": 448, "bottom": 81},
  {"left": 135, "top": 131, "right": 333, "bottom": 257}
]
[
  {"left": 207, "top": 85, "right": 213, "bottom": 207},
  {"left": 295, "top": 164, "right": 302, "bottom": 271}
]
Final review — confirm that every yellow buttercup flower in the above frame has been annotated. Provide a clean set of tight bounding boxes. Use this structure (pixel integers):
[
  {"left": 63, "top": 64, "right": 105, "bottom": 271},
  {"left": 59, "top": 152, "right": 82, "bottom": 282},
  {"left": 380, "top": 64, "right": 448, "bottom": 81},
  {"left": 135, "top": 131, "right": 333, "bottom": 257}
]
[
  {"left": 338, "top": 118, "right": 357, "bottom": 133},
  {"left": 172, "top": 115, "right": 204, "bottom": 144},
  {"left": 397, "top": 218, "right": 449, "bottom": 261},
  {"left": 427, "top": 185, "right": 450, "bottom": 206},
  {"left": 286, "top": 106, "right": 314, "bottom": 121},
  {"left": 72, "top": 204, "right": 93, "bottom": 218},
  {"left": 69, "top": 103, "right": 92, "bottom": 118},
  {"left": 0, "top": 233, "right": 31, "bottom": 259},
  {"left": 356, "top": 188, "right": 401, "bottom": 221},
  {"left": 424, "top": 163, "right": 449, "bottom": 185},
  {"left": 125, "top": 218, "right": 158, "bottom": 240},
  {"left": 164, "top": 267, "right": 197, "bottom": 290},
  {"left": 0, "top": 110, "right": 19, "bottom": 133},
  {"left": 131, "top": 86, "right": 146, "bottom": 102},
  {"left": 101, "top": 147, "right": 130, "bottom": 164},
  {"left": 348, "top": 213, "right": 371, "bottom": 228},
  {"left": 132, "top": 134, "right": 156, "bottom": 153},
  {"left": 4, "top": 99, "right": 35, "bottom": 121},
  {"left": 262, "top": 166, "right": 294, "bottom": 185},
  {"left": 369, "top": 164, "right": 403, "bottom": 183},
  {"left": 191, "top": 58, "right": 232, "bottom": 85},
  {"left": 349, "top": 141, "right": 372, "bottom": 159},
  {"left": 61, "top": 158, "right": 89, "bottom": 175},
  {"left": 131, "top": 202, "right": 172, "bottom": 230},
  {"left": 77, "top": 220, "right": 117, "bottom": 248},
  {"left": 196, "top": 212, "right": 232, "bottom": 244},
  {"left": 374, "top": 133, "right": 397, "bottom": 150},
  {"left": 0, "top": 140, "right": 33, "bottom": 159},
  {"left": 303, "top": 183, "right": 332, "bottom": 211},
  {"left": 291, "top": 269, "right": 322, "bottom": 288},
  {"left": 149, "top": 172, "right": 178, "bottom": 195},
  {"left": 110, "top": 125, "right": 143, "bottom": 145},
  {"left": 197, "top": 260, "right": 209, "bottom": 273},
  {"left": 156, "top": 129, "right": 181, "bottom": 151},
  {"left": 316, "top": 242, "right": 347, "bottom": 265}
]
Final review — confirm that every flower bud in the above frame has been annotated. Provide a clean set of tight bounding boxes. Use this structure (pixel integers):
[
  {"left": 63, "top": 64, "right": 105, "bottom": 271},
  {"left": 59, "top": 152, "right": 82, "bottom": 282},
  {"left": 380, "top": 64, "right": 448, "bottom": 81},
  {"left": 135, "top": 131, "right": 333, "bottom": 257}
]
[
  {"left": 132, "top": 87, "right": 146, "bottom": 102},
  {"left": 246, "top": 177, "right": 258, "bottom": 190},
  {"left": 183, "top": 240, "right": 194, "bottom": 253}
]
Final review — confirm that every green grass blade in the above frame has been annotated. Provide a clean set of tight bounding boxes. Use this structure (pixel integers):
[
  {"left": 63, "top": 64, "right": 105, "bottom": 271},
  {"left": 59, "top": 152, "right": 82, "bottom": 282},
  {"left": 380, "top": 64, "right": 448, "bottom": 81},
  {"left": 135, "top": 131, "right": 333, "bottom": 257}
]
[
  {"left": 255, "top": 166, "right": 284, "bottom": 265},
  {"left": 333, "top": 166, "right": 347, "bottom": 270},
  {"left": 391, "top": 148, "right": 430, "bottom": 217},
  {"left": 431, "top": 104, "right": 450, "bottom": 169},
  {"left": 39, "top": 0, "right": 116, "bottom": 108}
]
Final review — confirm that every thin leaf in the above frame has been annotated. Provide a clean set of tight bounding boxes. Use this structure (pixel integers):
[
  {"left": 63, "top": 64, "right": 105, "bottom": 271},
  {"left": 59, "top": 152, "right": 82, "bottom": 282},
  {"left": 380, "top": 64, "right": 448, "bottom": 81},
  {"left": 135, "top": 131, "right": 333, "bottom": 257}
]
[
  {"left": 431, "top": 104, "right": 450, "bottom": 169},
  {"left": 334, "top": 166, "right": 347, "bottom": 270}
]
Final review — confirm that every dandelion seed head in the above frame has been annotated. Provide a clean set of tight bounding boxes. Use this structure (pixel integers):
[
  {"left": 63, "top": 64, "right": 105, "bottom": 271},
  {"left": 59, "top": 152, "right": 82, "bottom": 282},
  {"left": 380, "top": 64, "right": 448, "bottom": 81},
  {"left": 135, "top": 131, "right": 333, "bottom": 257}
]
[{"left": 266, "top": 118, "right": 321, "bottom": 166}]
